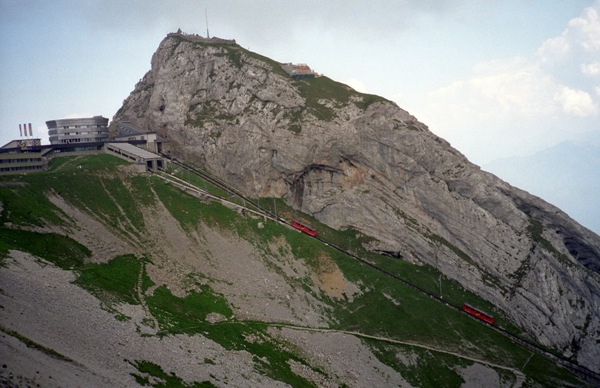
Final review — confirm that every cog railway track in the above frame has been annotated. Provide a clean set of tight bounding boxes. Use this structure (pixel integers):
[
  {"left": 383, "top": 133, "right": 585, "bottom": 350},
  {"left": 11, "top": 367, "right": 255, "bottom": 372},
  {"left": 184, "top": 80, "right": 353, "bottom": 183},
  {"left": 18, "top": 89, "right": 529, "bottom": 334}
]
[{"left": 156, "top": 156, "right": 600, "bottom": 385}]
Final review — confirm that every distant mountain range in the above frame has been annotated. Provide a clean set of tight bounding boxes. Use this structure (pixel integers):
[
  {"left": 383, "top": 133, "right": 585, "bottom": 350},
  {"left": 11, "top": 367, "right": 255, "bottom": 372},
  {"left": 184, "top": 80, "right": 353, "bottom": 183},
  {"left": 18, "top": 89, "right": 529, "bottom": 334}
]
[{"left": 484, "top": 141, "right": 600, "bottom": 236}]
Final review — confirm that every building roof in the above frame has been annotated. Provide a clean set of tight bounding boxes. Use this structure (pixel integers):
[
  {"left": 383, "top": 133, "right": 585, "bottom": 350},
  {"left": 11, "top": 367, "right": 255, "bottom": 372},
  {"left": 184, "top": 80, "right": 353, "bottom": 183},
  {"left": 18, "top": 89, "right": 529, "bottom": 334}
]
[
  {"left": 46, "top": 116, "right": 109, "bottom": 127},
  {"left": 106, "top": 142, "right": 161, "bottom": 160},
  {"left": 1, "top": 140, "right": 21, "bottom": 149},
  {"left": 1, "top": 138, "right": 42, "bottom": 150}
]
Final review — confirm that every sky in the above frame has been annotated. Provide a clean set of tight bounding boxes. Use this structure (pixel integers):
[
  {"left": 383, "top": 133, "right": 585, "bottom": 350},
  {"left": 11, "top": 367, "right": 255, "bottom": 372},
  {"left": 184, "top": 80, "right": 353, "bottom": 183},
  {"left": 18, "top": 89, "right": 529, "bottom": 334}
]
[{"left": 1, "top": 1, "right": 599, "bottom": 226}]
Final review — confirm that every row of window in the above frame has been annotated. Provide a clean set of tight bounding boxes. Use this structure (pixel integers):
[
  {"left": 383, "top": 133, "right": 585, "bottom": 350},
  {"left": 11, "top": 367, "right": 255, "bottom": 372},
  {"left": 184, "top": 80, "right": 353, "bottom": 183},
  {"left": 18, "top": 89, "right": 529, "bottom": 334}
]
[
  {"left": 53, "top": 146, "right": 102, "bottom": 153},
  {"left": 60, "top": 125, "right": 105, "bottom": 129},
  {"left": 0, "top": 165, "right": 44, "bottom": 172},
  {"left": 58, "top": 137, "right": 106, "bottom": 144},
  {"left": 0, "top": 158, "right": 42, "bottom": 164},
  {"left": 59, "top": 131, "right": 107, "bottom": 136}
]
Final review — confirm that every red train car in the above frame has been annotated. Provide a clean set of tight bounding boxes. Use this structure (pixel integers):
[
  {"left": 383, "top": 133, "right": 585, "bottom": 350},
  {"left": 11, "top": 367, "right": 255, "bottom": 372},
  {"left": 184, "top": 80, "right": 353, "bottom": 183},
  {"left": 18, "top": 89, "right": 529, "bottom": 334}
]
[
  {"left": 463, "top": 303, "right": 494, "bottom": 324},
  {"left": 291, "top": 220, "right": 317, "bottom": 237}
]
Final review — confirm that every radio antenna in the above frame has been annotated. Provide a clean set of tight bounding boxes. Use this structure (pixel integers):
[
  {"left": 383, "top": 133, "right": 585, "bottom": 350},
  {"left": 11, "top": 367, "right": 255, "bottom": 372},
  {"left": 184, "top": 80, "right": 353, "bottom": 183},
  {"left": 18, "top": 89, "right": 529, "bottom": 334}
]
[{"left": 205, "top": 8, "right": 210, "bottom": 38}]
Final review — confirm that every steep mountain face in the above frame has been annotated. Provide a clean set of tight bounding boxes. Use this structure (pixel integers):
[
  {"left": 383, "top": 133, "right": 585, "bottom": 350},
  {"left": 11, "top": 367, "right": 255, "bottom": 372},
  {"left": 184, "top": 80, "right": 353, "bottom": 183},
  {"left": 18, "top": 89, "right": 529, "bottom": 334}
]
[{"left": 114, "top": 33, "right": 600, "bottom": 372}]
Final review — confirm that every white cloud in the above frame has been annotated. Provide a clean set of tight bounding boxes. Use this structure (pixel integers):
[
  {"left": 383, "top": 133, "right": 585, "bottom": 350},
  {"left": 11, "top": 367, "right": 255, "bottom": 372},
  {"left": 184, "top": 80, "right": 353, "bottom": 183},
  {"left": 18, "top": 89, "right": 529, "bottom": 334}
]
[
  {"left": 581, "top": 61, "right": 600, "bottom": 76},
  {"left": 554, "top": 87, "right": 597, "bottom": 117},
  {"left": 415, "top": 3, "right": 600, "bottom": 164},
  {"left": 537, "top": 35, "right": 570, "bottom": 63},
  {"left": 568, "top": 5, "right": 600, "bottom": 52},
  {"left": 425, "top": 58, "right": 558, "bottom": 122},
  {"left": 537, "top": 2, "right": 600, "bottom": 64},
  {"left": 468, "top": 59, "right": 556, "bottom": 116}
]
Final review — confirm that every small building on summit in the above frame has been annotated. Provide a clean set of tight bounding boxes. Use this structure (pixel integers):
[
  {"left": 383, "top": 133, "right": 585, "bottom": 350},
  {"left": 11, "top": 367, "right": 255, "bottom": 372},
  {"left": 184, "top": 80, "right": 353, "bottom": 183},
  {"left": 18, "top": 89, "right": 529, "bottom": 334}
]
[
  {"left": 281, "top": 63, "right": 316, "bottom": 80},
  {"left": 46, "top": 116, "right": 109, "bottom": 145}
]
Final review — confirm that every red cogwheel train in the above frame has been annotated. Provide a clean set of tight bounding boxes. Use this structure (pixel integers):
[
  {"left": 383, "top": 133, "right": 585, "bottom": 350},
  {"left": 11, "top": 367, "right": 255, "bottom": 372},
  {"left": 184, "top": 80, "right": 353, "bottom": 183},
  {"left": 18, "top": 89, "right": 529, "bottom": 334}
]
[
  {"left": 291, "top": 220, "right": 317, "bottom": 237},
  {"left": 462, "top": 303, "right": 494, "bottom": 324}
]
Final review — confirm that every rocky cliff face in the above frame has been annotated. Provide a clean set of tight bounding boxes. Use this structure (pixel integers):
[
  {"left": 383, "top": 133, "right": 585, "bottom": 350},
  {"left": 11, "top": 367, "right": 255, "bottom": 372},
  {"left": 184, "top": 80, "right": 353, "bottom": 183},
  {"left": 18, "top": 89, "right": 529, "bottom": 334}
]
[{"left": 114, "top": 32, "right": 600, "bottom": 372}]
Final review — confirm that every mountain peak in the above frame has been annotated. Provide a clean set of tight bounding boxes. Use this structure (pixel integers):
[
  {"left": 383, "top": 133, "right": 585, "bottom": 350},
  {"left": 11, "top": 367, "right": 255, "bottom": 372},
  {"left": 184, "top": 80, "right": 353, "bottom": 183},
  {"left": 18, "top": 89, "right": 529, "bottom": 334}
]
[{"left": 113, "top": 33, "right": 600, "bottom": 371}]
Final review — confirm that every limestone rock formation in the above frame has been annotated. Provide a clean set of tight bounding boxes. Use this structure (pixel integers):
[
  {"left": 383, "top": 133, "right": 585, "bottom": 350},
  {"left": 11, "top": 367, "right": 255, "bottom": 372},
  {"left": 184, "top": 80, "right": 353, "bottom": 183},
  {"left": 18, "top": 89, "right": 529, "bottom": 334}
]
[{"left": 113, "top": 32, "right": 600, "bottom": 372}]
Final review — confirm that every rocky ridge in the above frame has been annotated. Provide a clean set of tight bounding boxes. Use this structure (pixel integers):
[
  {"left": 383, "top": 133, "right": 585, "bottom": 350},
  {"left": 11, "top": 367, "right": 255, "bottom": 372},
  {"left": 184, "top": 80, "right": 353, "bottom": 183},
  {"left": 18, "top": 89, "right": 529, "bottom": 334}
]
[{"left": 113, "top": 32, "right": 600, "bottom": 372}]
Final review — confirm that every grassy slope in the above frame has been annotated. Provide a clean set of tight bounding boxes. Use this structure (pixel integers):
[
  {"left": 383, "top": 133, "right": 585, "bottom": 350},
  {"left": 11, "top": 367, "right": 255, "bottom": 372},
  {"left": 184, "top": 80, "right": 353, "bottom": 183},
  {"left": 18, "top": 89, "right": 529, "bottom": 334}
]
[{"left": 0, "top": 154, "right": 582, "bottom": 387}]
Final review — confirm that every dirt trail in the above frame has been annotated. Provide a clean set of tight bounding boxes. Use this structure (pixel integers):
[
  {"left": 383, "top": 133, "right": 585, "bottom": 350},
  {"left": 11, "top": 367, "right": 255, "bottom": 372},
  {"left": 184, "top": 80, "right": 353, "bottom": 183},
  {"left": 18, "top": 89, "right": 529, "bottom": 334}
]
[{"left": 267, "top": 323, "right": 526, "bottom": 388}]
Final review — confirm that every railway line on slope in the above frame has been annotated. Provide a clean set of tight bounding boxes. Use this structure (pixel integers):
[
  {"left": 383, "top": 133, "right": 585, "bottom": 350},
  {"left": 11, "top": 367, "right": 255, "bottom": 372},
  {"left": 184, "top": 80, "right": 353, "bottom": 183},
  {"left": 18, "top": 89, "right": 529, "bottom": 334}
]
[{"left": 155, "top": 156, "right": 600, "bottom": 385}]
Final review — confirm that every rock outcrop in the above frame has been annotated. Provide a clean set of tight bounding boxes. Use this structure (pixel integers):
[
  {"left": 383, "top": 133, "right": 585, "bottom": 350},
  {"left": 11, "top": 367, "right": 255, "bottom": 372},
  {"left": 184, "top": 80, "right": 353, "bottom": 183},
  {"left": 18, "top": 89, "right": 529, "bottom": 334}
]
[{"left": 113, "top": 32, "right": 600, "bottom": 372}]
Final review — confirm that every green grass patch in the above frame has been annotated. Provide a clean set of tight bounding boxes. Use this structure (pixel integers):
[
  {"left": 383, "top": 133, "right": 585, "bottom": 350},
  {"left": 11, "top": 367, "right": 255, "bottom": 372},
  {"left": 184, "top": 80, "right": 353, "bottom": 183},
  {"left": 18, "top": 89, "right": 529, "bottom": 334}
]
[
  {"left": 294, "top": 76, "right": 351, "bottom": 106},
  {"left": 47, "top": 155, "right": 76, "bottom": 170},
  {"left": 146, "top": 286, "right": 314, "bottom": 387},
  {"left": 150, "top": 178, "right": 239, "bottom": 230},
  {"left": 293, "top": 76, "right": 347, "bottom": 121},
  {"left": 521, "top": 353, "right": 582, "bottom": 387},
  {"left": 104, "top": 176, "right": 146, "bottom": 230},
  {"left": 21, "top": 156, "right": 146, "bottom": 240},
  {"left": 200, "top": 323, "right": 316, "bottom": 387},
  {"left": 147, "top": 285, "right": 233, "bottom": 333},
  {"left": 0, "top": 227, "right": 90, "bottom": 268},
  {"left": 75, "top": 254, "right": 144, "bottom": 305},
  {"left": 129, "top": 176, "right": 156, "bottom": 207},
  {"left": 292, "top": 76, "right": 390, "bottom": 122},
  {"left": 129, "top": 359, "right": 216, "bottom": 387},
  {"left": 49, "top": 153, "right": 129, "bottom": 172},
  {"left": 171, "top": 169, "right": 232, "bottom": 202},
  {"left": 368, "top": 341, "right": 466, "bottom": 388},
  {"left": 0, "top": 154, "right": 143, "bottom": 241},
  {"left": 0, "top": 179, "right": 66, "bottom": 227},
  {"left": 244, "top": 50, "right": 290, "bottom": 78}
]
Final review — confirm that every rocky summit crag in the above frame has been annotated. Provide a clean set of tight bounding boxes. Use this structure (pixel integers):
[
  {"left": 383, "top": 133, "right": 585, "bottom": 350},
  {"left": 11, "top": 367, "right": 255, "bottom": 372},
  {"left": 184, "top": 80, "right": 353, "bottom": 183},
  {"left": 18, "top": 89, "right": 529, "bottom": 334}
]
[{"left": 114, "top": 32, "right": 600, "bottom": 372}]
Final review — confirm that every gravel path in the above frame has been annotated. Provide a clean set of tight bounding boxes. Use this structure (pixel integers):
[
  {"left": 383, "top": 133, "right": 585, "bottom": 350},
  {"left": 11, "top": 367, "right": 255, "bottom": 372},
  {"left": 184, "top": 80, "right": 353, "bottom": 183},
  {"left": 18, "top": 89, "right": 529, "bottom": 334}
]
[{"left": 268, "top": 325, "right": 523, "bottom": 388}]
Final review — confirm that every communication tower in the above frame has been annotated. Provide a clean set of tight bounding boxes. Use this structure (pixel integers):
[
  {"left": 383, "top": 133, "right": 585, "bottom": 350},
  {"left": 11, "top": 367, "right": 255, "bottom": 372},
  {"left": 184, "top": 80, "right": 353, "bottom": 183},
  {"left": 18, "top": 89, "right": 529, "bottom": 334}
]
[{"left": 205, "top": 8, "right": 210, "bottom": 38}]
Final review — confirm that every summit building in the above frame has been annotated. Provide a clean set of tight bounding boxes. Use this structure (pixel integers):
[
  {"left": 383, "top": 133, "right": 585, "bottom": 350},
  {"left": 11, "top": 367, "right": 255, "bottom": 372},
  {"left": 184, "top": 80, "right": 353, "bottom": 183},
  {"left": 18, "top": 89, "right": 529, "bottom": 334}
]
[{"left": 46, "top": 116, "right": 109, "bottom": 144}]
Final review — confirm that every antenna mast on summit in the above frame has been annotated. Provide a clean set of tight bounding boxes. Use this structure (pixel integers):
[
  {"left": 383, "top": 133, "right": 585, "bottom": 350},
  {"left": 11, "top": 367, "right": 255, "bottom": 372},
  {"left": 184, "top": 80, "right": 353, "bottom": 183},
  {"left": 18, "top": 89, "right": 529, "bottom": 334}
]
[{"left": 205, "top": 8, "right": 210, "bottom": 38}]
